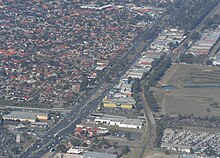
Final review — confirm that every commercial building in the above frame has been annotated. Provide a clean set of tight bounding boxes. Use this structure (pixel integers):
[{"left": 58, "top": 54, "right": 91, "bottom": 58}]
[
  {"left": 187, "top": 29, "right": 220, "bottom": 55},
  {"left": 3, "top": 111, "right": 48, "bottom": 123},
  {"left": 138, "top": 57, "right": 154, "bottom": 67},
  {"left": 67, "top": 147, "right": 85, "bottom": 154},
  {"left": 119, "top": 119, "right": 143, "bottom": 129},
  {"left": 95, "top": 114, "right": 126, "bottom": 125},
  {"left": 126, "top": 68, "right": 149, "bottom": 79},
  {"left": 37, "top": 115, "right": 48, "bottom": 120},
  {"left": 212, "top": 55, "right": 220, "bottom": 66},
  {"left": 103, "top": 98, "right": 135, "bottom": 109},
  {"left": 94, "top": 114, "right": 144, "bottom": 129}
]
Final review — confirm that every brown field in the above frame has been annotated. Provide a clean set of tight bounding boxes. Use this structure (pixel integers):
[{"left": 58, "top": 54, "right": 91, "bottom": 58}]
[{"left": 153, "top": 63, "right": 220, "bottom": 116}]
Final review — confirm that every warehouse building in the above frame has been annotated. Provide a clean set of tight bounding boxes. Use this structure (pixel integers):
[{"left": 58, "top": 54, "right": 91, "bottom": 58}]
[
  {"left": 187, "top": 28, "right": 220, "bottom": 55},
  {"left": 94, "top": 114, "right": 145, "bottom": 129},
  {"left": 67, "top": 147, "right": 85, "bottom": 154},
  {"left": 119, "top": 119, "right": 144, "bottom": 129},
  {"left": 102, "top": 97, "right": 135, "bottom": 109},
  {"left": 3, "top": 111, "right": 48, "bottom": 123},
  {"left": 83, "top": 151, "right": 118, "bottom": 158},
  {"left": 212, "top": 55, "right": 220, "bottom": 66}
]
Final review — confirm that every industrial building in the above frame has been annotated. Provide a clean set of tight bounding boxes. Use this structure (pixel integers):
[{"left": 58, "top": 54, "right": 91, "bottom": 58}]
[
  {"left": 126, "top": 67, "right": 150, "bottom": 79},
  {"left": 119, "top": 119, "right": 144, "bottom": 129},
  {"left": 94, "top": 114, "right": 145, "bottom": 129},
  {"left": 3, "top": 111, "right": 48, "bottom": 123},
  {"left": 83, "top": 151, "right": 118, "bottom": 158},
  {"left": 187, "top": 28, "right": 220, "bottom": 55},
  {"left": 138, "top": 57, "right": 154, "bottom": 68},
  {"left": 67, "top": 148, "right": 85, "bottom": 154},
  {"left": 212, "top": 55, "right": 220, "bottom": 66},
  {"left": 102, "top": 97, "right": 135, "bottom": 109}
]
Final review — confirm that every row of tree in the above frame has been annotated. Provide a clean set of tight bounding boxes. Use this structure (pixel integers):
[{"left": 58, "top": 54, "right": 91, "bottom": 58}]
[
  {"left": 147, "top": 57, "right": 172, "bottom": 89},
  {"left": 179, "top": 53, "right": 207, "bottom": 64},
  {"left": 132, "top": 78, "right": 140, "bottom": 102},
  {"left": 143, "top": 57, "right": 172, "bottom": 112},
  {"left": 131, "top": 78, "right": 144, "bottom": 110},
  {"left": 203, "top": 14, "right": 220, "bottom": 30}
]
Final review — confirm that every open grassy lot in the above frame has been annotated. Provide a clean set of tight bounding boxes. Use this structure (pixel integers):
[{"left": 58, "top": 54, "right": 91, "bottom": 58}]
[
  {"left": 143, "top": 150, "right": 179, "bottom": 158},
  {"left": 153, "top": 63, "right": 220, "bottom": 116}
]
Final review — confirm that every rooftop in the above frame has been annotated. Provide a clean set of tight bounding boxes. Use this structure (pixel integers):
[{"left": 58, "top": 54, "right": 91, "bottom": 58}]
[
  {"left": 3, "top": 111, "right": 48, "bottom": 120},
  {"left": 83, "top": 151, "right": 118, "bottom": 158},
  {"left": 120, "top": 119, "right": 144, "bottom": 127}
]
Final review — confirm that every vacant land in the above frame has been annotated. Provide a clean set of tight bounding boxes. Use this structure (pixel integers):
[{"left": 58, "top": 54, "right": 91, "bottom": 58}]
[
  {"left": 143, "top": 150, "right": 179, "bottom": 158},
  {"left": 153, "top": 63, "right": 220, "bottom": 116}
]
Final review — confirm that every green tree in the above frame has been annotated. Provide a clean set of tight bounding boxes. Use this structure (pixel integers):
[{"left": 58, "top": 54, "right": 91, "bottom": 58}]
[
  {"left": 121, "top": 145, "right": 130, "bottom": 154},
  {"left": 80, "top": 74, "right": 88, "bottom": 90},
  {"left": 165, "top": 150, "right": 170, "bottom": 155},
  {"left": 183, "top": 43, "right": 188, "bottom": 49},
  {"left": 179, "top": 53, "right": 194, "bottom": 63},
  {"left": 113, "top": 142, "right": 119, "bottom": 148},
  {"left": 0, "top": 114, "right": 3, "bottom": 125},
  {"left": 190, "top": 31, "right": 200, "bottom": 41},
  {"left": 128, "top": 76, "right": 132, "bottom": 84},
  {"left": 71, "top": 139, "right": 81, "bottom": 146},
  {"left": 57, "top": 144, "right": 67, "bottom": 153},
  {"left": 132, "top": 78, "right": 140, "bottom": 102},
  {"left": 168, "top": 42, "right": 176, "bottom": 49},
  {"left": 171, "top": 0, "right": 219, "bottom": 30},
  {"left": 205, "top": 59, "right": 213, "bottom": 66}
]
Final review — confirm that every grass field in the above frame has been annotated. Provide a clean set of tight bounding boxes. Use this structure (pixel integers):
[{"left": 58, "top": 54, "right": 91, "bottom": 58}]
[{"left": 153, "top": 63, "right": 220, "bottom": 116}]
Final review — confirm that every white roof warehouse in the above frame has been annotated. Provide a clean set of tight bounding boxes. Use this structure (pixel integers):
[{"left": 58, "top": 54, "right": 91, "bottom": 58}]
[
  {"left": 3, "top": 111, "right": 48, "bottom": 123},
  {"left": 94, "top": 114, "right": 145, "bottom": 129}
]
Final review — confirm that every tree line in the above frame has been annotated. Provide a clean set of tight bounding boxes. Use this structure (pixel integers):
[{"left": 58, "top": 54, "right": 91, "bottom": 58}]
[
  {"left": 171, "top": 0, "right": 219, "bottom": 32},
  {"left": 143, "top": 57, "right": 172, "bottom": 112}
]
